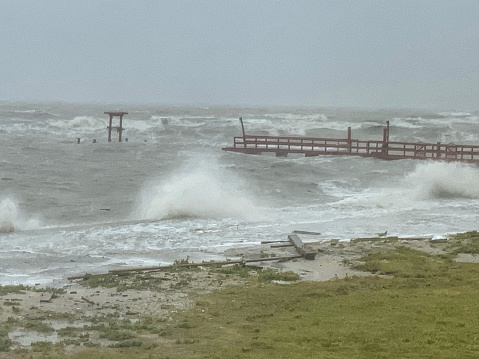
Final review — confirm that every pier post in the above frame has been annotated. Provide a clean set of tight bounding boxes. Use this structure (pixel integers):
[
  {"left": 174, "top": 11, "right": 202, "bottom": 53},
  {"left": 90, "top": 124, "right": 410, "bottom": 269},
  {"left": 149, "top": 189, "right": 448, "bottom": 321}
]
[
  {"left": 436, "top": 142, "right": 441, "bottom": 158},
  {"left": 385, "top": 121, "right": 390, "bottom": 142},
  {"left": 104, "top": 112, "right": 128, "bottom": 142},
  {"left": 347, "top": 127, "right": 352, "bottom": 153},
  {"left": 239, "top": 117, "right": 246, "bottom": 148},
  {"left": 381, "top": 121, "right": 390, "bottom": 157}
]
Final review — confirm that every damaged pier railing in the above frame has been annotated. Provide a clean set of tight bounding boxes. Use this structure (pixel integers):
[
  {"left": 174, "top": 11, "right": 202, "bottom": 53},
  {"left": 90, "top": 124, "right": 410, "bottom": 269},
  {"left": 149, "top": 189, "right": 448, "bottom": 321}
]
[{"left": 222, "top": 119, "right": 479, "bottom": 164}]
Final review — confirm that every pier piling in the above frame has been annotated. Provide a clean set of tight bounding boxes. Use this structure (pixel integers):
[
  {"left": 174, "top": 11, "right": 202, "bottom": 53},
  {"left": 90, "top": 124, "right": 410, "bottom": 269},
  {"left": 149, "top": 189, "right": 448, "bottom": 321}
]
[{"left": 104, "top": 111, "right": 128, "bottom": 142}]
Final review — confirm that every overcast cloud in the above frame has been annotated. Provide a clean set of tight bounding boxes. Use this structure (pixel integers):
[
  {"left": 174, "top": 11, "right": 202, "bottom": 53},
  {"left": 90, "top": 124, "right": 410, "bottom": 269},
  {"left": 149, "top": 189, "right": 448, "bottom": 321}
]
[{"left": 1, "top": 1, "right": 478, "bottom": 109}]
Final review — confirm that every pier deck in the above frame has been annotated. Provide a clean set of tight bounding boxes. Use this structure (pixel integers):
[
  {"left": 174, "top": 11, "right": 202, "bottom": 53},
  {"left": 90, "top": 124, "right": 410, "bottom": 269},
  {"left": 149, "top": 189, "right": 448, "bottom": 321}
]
[{"left": 222, "top": 119, "right": 479, "bottom": 163}]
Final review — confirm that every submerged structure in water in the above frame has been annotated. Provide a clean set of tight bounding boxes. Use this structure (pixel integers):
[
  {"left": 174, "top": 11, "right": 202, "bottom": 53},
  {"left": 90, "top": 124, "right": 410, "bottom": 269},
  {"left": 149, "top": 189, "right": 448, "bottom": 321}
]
[
  {"left": 223, "top": 118, "right": 479, "bottom": 164},
  {"left": 104, "top": 111, "right": 128, "bottom": 142}
]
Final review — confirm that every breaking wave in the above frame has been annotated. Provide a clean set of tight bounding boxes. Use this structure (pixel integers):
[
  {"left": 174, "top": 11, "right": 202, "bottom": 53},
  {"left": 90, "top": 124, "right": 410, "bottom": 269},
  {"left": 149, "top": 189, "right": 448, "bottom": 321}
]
[
  {"left": 404, "top": 162, "right": 479, "bottom": 200},
  {"left": 48, "top": 116, "right": 106, "bottom": 131},
  {"left": 0, "top": 198, "right": 17, "bottom": 233},
  {"left": 0, "top": 197, "right": 41, "bottom": 233},
  {"left": 135, "top": 159, "right": 260, "bottom": 220},
  {"left": 354, "top": 161, "right": 479, "bottom": 211}
]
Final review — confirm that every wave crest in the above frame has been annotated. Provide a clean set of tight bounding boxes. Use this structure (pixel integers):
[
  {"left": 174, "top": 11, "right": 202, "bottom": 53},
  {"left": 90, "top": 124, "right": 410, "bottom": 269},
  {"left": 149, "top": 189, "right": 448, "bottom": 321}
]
[
  {"left": 405, "top": 162, "right": 479, "bottom": 200},
  {"left": 0, "top": 197, "right": 41, "bottom": 233},
  {"left": 48, "top": 116, "right": 106, "bottom": 131},
  {"left": 135, "top": 159, "right": 260, "bottom": 220},
  {"left": 0, "top": 198, "right": 16, "bottom": 233}
]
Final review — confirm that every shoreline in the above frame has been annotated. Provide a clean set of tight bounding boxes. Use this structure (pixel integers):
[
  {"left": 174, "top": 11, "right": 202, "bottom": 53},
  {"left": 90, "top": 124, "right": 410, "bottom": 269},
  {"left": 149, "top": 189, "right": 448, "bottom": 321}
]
[{"left": 1, "top": 233, "right": 477, "bottom": 353}]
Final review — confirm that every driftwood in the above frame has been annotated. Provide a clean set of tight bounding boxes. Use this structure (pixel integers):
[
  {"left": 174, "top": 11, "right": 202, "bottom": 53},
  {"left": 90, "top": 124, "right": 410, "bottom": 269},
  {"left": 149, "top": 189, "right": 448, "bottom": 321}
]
[
  {"left": 108, "top": 255, "right": 302, "bottom": 275},
  {"left": 68, "top": 233, "right": 320, "bottom": 280},
  {"left": 260, "top": 240, "right": 290, "bottom": 244},
  {"left": 81, "top": 296, "right": 95, "bottom": 305},
  {"left": 67, "top": 255, "right": 302, "bottom": 280},
  {"left": 40, "top": 292, "right": 53, "bottom": 303},
  {"left": 292, "top": 230, "right": 322, "bottom": 235},
  {"left": 271, "top": 243, "right": 294, "bottom": 248},
  {"left": 288, "top": 234, "right": 317, "bottom": 260},
  {"left": 351, "top": 236, "right": 433, "bottom": 243}
]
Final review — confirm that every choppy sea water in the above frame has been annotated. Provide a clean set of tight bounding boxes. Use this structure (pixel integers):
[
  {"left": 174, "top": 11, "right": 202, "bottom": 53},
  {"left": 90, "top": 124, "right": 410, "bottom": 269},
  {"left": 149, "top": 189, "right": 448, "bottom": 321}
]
[{"left": 1, "top": 102, "right": 479, "bottom": 286}]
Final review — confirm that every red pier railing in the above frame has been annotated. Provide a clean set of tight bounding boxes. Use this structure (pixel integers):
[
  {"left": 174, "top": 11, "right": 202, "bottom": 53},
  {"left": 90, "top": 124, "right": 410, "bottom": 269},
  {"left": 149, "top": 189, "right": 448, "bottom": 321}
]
[{"left": 222, "top": 119, "right": 479, "bottom": 164}]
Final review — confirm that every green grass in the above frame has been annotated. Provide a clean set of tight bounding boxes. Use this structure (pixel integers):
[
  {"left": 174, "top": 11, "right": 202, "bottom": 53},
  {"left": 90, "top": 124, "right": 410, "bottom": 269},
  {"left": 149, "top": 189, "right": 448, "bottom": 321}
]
[
  {"left": 448, "top": 230, "right": 479, "bottom": 254},
  {"left": 0, "top": 285, "right": 65, "bottom": 296},
  {"left": 257, "top": 268, "right": 301, "bottom": 282},
  {"left": 6, "top": 239, "right": 479, "bottom": 358},
  {"left": 352, "top": 245, "right": 451, "bottom": 278},
  {"left": 80, "top": 273, "right": 169, "bottom": 292},
  {"left": 163, "top": 265, "right": 479, "bottom": 359},
  {"left": 0, "top": 285, "right": 28, "bottom": 296},
  {"left": 209, "top": 263, "right": 253, "bottom": 277},
  {"left": 50, "top": 279, "right": 479, "bottom": 358},
  {"left": 0, "top": 327, "right": 12, "bottom": 352}
]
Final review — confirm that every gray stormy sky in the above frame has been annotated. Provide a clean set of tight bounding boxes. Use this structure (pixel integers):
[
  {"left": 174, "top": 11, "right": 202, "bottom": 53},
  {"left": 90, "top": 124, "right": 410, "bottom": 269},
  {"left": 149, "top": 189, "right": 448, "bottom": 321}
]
[{"left": 1, "top": 1, "right": 479, "bottom": 110}]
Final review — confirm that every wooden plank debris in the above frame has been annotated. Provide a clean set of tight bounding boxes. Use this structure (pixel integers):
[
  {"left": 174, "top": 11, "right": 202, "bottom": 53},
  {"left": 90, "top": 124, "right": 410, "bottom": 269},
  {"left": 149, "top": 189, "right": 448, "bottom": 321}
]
[
  {"left": 288, "top": 234, "right": 317, "bottom": 260},
  {"left": 81, "top": 296, "right": 95, "bottom": 305},
  {"left": 261, "top": 240, "right": 290, "bottom": 244},
  {"left": 292, "top": 230, "right": 322, "bottom": 235},
  {"left": 67, "top": 254, "right": 303, "bottom": 279},
  {"left": 68, "top": 232, "right": 323, "bottom": 280},
  {"left": 351, "top": 235, "right": 433, "bottom": 243},
  {"left": 40, "top": 292, "right": 53, "bottom": 303},
  {"left": 107, "top": 255, "right": 302, "bottom": 275}
]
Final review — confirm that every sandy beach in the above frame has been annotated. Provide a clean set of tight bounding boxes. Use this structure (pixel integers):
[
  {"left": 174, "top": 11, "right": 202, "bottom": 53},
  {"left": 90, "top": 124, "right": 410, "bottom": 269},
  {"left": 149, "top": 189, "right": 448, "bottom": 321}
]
[{"left": 1, "top": 234, "right": 462, "bottom": 353}]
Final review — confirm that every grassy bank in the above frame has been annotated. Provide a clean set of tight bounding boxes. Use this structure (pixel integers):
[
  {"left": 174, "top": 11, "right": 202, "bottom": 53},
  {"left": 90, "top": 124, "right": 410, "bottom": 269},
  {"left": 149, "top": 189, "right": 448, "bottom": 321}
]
[{"left": 3, "top": 232, "right": 479, "bottom": 358}]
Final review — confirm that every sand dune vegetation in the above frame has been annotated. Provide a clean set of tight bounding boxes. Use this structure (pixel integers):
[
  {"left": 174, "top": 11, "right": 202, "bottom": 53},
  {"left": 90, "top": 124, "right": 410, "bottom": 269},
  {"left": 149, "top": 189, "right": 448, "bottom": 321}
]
[{"left": 2, "top": 231, "right": 479, "bottom": 358}]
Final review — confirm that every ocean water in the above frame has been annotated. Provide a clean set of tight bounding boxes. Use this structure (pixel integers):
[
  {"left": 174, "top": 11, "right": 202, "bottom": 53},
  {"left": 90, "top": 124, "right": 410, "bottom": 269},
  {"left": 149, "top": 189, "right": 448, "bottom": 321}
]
[{"left": 1, "top": 102, "right": 479, "bottom": 286}]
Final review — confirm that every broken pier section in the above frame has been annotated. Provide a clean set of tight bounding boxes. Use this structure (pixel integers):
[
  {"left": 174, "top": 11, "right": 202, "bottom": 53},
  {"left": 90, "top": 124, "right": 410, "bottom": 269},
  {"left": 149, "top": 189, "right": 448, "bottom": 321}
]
[{"left": 68, "top": 233, "right": 316, "bottom": 279}]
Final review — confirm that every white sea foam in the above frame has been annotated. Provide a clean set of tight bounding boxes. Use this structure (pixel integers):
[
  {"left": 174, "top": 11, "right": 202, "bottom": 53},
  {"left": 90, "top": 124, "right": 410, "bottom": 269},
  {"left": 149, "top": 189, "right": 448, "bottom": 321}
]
[
  {"left": 264, "top": 113, "right": 328, "bottom": 122},
  {"left": 0, "top": 197, "right": 41, "bottom": 233},
  {"left": 247, "top": 116, "right": 378, "bottom": 135},
  {"left": 438, "top": 112, "right": 471, "bottom": 117},
  {"left": 246, "top": 119, "right": 335, "bottom": 136},
  {"left": 134, "top": 158, "right": 261, "bottom": 220},
  {"left": 404, "top": 162, "right": 479, "bottom": 200},
  {"left": 359, "top": 162, "right": 479, "bottom": 212},
  {"left": 126, "top": 118, "right": 162, "bottom": 131},
  {"left": 150, "top": 116, "right": 210, "bottom": 127},
  {"left": 329, "top": 121, "right": 375, "bottom": 131},
  {"left": 14, "top": 109, "right": 36, "bottom": 114},
  {"left": 391, "top": 117, "right": 425, "bottom": 129},
  {"left": 331, "top": 161, "right": 479, "bottom": 218},
  {"left": 47, "top": 116, "right": 106, "bottom": 131},
  {"left": 0, "top": 198, "right": 17, "bottom": 232}
]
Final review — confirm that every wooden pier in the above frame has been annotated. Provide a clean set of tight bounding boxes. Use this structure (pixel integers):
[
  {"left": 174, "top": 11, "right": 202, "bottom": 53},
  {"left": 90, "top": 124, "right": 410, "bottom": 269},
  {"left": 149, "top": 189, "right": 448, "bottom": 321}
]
[{"left": 222, "top": 118, "right": 479, "bottom": 164}]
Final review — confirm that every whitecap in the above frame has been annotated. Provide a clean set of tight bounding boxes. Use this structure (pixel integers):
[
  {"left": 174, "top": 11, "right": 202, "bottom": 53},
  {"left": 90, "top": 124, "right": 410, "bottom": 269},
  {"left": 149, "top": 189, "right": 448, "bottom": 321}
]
[{"left": 134, "top": 157, "right": 261, "bottom": 220}]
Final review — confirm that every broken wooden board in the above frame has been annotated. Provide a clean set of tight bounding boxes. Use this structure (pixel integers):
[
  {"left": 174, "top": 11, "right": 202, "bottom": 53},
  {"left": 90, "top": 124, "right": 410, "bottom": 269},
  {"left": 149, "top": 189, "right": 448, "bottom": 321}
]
[
  {"left": 292, "top": 230, "right": 322, "bottom": 236},
  {"left": 66, "top": 254, "right": 303, "bottom": 279},
  {"left": 40, "top": 292, "right": 54, "bottom": 303},
  {"left": 287, "top": 234, "right": 317, "bottom": 260}
]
